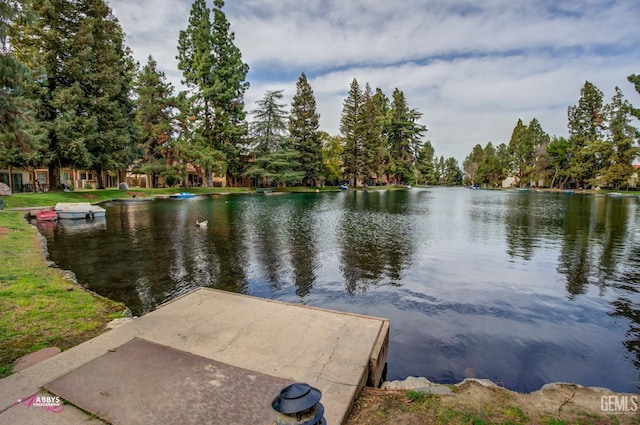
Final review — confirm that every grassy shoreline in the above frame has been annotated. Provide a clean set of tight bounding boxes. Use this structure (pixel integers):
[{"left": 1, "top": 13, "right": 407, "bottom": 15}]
[{"left": 0, "top": 210, "right": 126, "bottom": 378}]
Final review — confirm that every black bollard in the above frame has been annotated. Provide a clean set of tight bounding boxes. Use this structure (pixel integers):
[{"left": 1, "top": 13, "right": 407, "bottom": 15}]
[{"left": 272, "top": 383, "right": 326, "bottom": 425}]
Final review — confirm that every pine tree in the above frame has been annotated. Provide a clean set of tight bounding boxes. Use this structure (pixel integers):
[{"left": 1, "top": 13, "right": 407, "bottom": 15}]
[
  {"left": 370, "top": 88, "right": 390, "bottom": 183},
  {"left": 133, "top": 55, "right": 177, "bottom": 188},
  {"left": 527, "top": 118, "right": 551, "bottom": 186},
  {"left": 0, "top": 0, "right": 43, "bottom": 170},
  {"left": 340, "top": 78, "right": 365, "bottom": 187},
  {"left": 13, "top": 0, "right": 135, "bottom": 190},
  {"left": 243, "top": 148, "right": 304, "bottom": 187},
  {"left": 567, "top": 81, "right": 605, "bottom": 188},
  {"left": 507, "top": 118, "right": 530, "bottom": 186},
  {"left": 628, "top": 74, "right": 640, "bottom": 120},
  {"left": 360, "top": 84, "right": 387, "bottom": 185},
  {"left": 74, "top": 0, "right": 136, "bottom": 188},
  {"left": 480, "top": 142, "right": 507, "bottom": 187},
  {"left": 386, "top": 89, "right": 426, "bottom": 185},
  {"left": 547, "top": 137, "right": 572, "bottom": 189},
  {"left": 250, "top": 89, "right": 289, "bottom": 154},
  {"left": 443, "top": 157, "right": 462, "bottom": 186},
  {"left": 289, "top": 73, "right": 321, "bottom": 186},
  {"left": 246, "top": 89, "right": 295, "bottom": 187},
  {"left": 436, "top": 155, "right": 445, "bottom": 184},
  {"left": 416, "top": 140, "right": 436, "bottom": 185},
  {"left": 177, "top": 0, "right": 249, "bottom": 186},
  {"left": 600, "top": 87, "right": 639, "bottom": 189}
]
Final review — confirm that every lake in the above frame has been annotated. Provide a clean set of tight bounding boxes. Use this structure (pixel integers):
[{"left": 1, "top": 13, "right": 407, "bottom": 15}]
[{"left": 36, "top": 188, "right": 640, "bottom": 393}]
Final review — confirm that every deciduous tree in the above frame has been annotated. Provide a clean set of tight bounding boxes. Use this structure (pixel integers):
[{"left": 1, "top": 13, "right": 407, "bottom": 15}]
[
  {"left": 320, "top": 132, "right": 343, "bottom": 185},
  {"left": 463, "top": 144, "right": 483, "bottom": 186}
]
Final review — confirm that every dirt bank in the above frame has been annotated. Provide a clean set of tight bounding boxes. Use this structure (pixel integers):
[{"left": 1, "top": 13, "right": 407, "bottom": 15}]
[{"left": 346, "top": 379, "right": 639, "bottom": 425}]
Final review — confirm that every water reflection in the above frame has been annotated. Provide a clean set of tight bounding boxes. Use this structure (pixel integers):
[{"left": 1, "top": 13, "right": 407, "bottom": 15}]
[
  {"left": 338, "top": 191, "right": 417, "bottom": 293},
  {"left": 39, "top": 189, "right": 640, "bottom": 392}
]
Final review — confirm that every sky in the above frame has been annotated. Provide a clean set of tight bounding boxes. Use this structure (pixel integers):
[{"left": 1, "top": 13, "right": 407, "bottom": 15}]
[{"left": 107, "top": 0, "right": 640, "bottom": 163}]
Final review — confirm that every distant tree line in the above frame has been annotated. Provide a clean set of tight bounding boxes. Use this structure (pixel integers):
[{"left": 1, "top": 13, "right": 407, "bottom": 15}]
[
  {"left": 2, "top": 1, "right": 636, "bottom": 191},
  {"left": 463, "top": 80, "right": 640, "bottom": 189},
  {"left": 2, "top": 0, "right": 457, "bottom": 189}
]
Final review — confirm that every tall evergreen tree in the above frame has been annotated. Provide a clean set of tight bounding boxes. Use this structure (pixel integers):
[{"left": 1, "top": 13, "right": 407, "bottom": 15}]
[
  {"left": 482, "top": 142, "right": 509, "bottom": 187},
  {"left": 370, "top": 88, "right": 390, "bottom": 183},
  {"left": 495, "top": 143, "right": 511, "bottom": 185},
  {"left": 245, "top": 89, "right": 296, "bottom": 187},
  {"left": 360, "top": 84, "right": 387, "bottom": 185},
  {"left": 340, "top": 78, "right": 365, "bottom": 187},
  {"left": 243, "top": 148, "right": 304, "bottom": 187},
  {"left": 527, "top": 118, "right": 551, "bottom": 186},
  {"left": 547, "top": 136, "right": 572, "bottom": 189},
  {"left": 442, "top": 157, "right": 462, "bottom": 186},
  {"left": 628, "top": 74, "right": 640, "bottom": 120},
  {"left": 567, "top": 81, "right": 605, "bottom": 188},
  {"left": 386, "top": 88, "right": 427, "bottom": 185},
  {"left": 250, "top": 89, "right": 289, "bottom": 154},
  {"left": 435, "top": 155, "right": 445, "bottom": 184},
  {"left": 177, "top": 0, "right": 249, "bottom": 187},
  {"left": 600, "top": 87, "right": 639, "bottom": 189},
  {"left": 463, "top": 142, "right": 509, "bottom": 187},
  {"left": 289, "top": 72, "right": 321, "bottom": 186},
  {"left": 133, "top": 55, "right": 177, "bottom": 188},
  {"left": 13, "top": 0, "right": 135, "bottom": 190},
  {"left": 507, "top": 118, "right": 531, "bottom": 186},
  {"left": 77, "top": 0, "right": 136, "bottom": 188},
  {"left": 0, "top": 0, "right": 43, "bottom": 170},
  {"left": 416, "top": 140, "right": 436, "bottom": 185}
]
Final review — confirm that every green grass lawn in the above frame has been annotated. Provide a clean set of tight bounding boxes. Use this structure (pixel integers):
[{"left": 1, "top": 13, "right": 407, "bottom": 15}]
[
  {"left": 1, "top": 185, "right": 405, "bottom": 209},
  {"left": 0, "top": 210, "right": 126, "bottom": 377},
  {"left": 1, "top": 187, "right": 257, "bottom": 209}
]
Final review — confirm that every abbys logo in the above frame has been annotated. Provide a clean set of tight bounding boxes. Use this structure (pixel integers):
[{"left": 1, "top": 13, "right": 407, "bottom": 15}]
[
  {"left": 14, "top": 393, "right": 64, "bottom": 413},
  {"left": 600, "top": 395, "right": 638, "bottom": 412}
]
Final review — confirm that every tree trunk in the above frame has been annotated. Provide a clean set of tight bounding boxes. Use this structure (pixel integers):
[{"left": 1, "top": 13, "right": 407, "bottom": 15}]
[
  {"left": 48, "top": 161, "right": 62, "bottom": 191},
  {"left": 96, "top": 168, "right": 105, "bottom": 189},
  {"left": 205, "top": 168, "right": 213, "bottom": 187}
]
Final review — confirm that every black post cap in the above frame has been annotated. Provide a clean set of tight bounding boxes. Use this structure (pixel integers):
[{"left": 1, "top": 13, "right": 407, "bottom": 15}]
[{"left": 272, "top": 383, "right": 322, "bottom": 415}]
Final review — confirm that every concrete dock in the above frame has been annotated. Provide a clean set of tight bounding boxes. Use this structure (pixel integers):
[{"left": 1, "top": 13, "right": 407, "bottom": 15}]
[{"left": 0, "top": 288, "right": 389, "bottom": 424}]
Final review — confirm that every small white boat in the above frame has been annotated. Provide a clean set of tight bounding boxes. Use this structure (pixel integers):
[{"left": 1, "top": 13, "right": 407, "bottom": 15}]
[
  {"left": 169, "top": 192, "right": 196, "bottom": 199},
  {"left": 55, "top": 202, "right": 106, "bottom": 220},
  {"left": 196, "top": 219, "right": 208, "bottom": 227},
  {"left": 339, "top": 184, "right": 349, "bottom": 191}
]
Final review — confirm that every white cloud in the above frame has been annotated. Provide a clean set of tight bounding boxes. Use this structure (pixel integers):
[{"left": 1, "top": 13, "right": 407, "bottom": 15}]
[{"left": 106, "top": 0, "right": 640, "bottom": 162}]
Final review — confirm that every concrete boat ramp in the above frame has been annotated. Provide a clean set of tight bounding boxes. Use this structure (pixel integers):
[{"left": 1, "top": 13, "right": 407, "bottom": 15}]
[{"left": 0, "top": 288, "right": 389, "bottom": 424}]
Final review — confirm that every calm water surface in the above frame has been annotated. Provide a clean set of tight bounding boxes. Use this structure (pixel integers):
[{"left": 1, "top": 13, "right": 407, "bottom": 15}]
[{"left": 38, "top": 188, "right": 640, "bottom": 393}]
